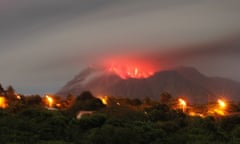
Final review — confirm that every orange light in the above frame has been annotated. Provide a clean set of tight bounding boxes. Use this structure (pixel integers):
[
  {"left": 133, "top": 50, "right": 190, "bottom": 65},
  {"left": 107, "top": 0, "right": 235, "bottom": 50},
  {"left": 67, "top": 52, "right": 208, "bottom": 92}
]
[
  {"left": 214, "top": 108, "right": 225, "bottom": 116},
  {"left": 178, "top": 98, "right": 187, "bottom": 112},
  {"left": 218, "top": 99, "right": 226, "bottom": 109},
  {"left": 0, "top": 97, "right": 8, "bottom": 109},
  {"left": 56, "top": 103, "right": 61, "bottom": 107},
  {"left": 134, "top": 68, "right": 138, "bottom": 76},
  {"left": 208, "top": 99, "right": 227, "bottom": 116},
  {"left": 16, "top": 95, "right": 21, "bottom": 100},
  {"left": 99, "top": 96, "right": 108, "bottom": 105},
  {"left": 46, "top": 95, "right": 54, "bottom": 108},
  {"left": 189, "top": 111, "right": 196, "bottom": 116},
  {"left": 188, "top": 111, "right": 205, "bottom": 117},
  {"left": 108, "top": 65, "right": 154, "bottom": 79}
]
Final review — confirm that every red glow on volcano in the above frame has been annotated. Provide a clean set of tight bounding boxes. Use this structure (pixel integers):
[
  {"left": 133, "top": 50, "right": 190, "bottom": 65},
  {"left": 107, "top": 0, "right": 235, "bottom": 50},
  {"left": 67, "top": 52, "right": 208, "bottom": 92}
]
[
  {"left": 104, "top": 59, "right": 156, "bottom": 79},
  {"left": 108, "top": 65, "right": 154, "bottom": 79}
]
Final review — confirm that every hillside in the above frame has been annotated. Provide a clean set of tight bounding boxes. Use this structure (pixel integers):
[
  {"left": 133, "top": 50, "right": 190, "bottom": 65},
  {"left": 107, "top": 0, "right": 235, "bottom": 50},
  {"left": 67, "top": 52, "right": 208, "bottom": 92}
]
[{"left": 57, "top": 67, "right": 240, "bottom": 103}]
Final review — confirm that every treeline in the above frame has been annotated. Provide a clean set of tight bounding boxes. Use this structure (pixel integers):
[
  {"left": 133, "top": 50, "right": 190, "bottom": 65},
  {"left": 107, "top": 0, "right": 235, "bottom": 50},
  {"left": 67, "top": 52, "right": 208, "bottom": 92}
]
[{"left": 0, "top": 90, "right": 240, "bottom": 144}]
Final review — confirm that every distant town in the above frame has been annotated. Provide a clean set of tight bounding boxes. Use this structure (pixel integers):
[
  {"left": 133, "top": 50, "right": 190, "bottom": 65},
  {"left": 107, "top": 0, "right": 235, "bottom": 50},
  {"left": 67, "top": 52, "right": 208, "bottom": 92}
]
[{"left": 0, "top": 83, "right": 239, "bottom": 118}]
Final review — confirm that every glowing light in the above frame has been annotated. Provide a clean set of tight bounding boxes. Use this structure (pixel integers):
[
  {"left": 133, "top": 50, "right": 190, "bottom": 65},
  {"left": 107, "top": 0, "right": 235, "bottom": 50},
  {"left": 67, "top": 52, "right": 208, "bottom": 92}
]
[
  {"left": 214, "top": 109, "right": 225, "bottom": 116},
  {"left": 107, "top": 64, "right": 154, "bottom": 79},
  {"left": 189, "top": 111, "right": 196, "bottom": 116},
  {"left": 46, "top": 95, "right": 54, "bottom": 108},
  {"left": 56, "top": 104, "right": 61, "bottom": 107},
  {"left": 214, "top": 99, "right": 227, "bottom": 116},
  {"left": 208, "top": 99, "right": 227, "bottom": 116},
  {"left": 218, "top": 99, "right": 226, "bottom": 109},
  {"left": 0, "top": 97, "right": 8, "bottom": 109},
  {"left": 16, "top": 95, "right": 21, "bottom": 100},
  {"left": 99, "top": 96, "right": 108, "bottom": 105},
  {"left": 178, "top": 98, "right": 187, "bottom": 112},
  {"left": 134, "top": 68, "right": 138, "bottom": 76},
  {"left": 100, "top": 57, "right": 157, "bottom": 79},
  {"left": 188, "top": 111, "right": 205, "bottom": 117}
]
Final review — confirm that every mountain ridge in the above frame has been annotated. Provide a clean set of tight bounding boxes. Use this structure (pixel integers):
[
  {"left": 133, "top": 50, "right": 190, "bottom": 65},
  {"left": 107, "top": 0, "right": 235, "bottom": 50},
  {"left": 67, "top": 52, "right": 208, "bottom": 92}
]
[{"left": 57, "top": 66, "right": 240, "bottom": 104}]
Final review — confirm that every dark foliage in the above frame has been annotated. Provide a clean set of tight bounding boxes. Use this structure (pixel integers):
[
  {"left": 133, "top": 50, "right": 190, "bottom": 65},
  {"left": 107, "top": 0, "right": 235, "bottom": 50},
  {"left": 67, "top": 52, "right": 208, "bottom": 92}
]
[
  {"left": 0, "top": 92, "right": 239, "bottom": 144},
  {"left": 67, "top": 91, "right": 105, "bottom": 116}
]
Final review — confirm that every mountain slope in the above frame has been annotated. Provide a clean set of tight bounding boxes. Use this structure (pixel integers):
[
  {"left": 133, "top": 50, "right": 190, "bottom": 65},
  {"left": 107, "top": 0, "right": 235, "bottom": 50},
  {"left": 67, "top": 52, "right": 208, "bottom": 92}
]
[{"left": 57, "top": 67, "right": 240, "bottom": 104}]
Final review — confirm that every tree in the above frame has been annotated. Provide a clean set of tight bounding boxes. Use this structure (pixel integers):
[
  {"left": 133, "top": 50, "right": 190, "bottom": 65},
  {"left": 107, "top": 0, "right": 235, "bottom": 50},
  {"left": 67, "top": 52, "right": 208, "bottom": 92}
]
[
  {"left": 68, "top": 91, "right": 105, "bottom": 115},
  {"left": 22, "top": 95, "right": 42, "bottom": 106},
  {"left": 6, "top": 85, "right": 16, "bottom": 101},
  {"left": 76, "top": 91, "right": 95, "bottom": 101},
  {"left": 79, "top": 114, "right": 106, "bottom": 129},
  {"left": 143, "top": 96, "right": 152, "bottom": 105},
  {"left": 129, "top": 98, "right": 142, "bottom": 106},
  {"left": 66, "top": 94, "right": 75, "bottom": 106},
  {"left": 6, "top": 85, "right": 14, "bottom": 94},
  {"left": 0, "top": 84, "right": 4, "bottom": 94},
  {"left": 160, "top": 92, "right": 172, "bottom": 104}
]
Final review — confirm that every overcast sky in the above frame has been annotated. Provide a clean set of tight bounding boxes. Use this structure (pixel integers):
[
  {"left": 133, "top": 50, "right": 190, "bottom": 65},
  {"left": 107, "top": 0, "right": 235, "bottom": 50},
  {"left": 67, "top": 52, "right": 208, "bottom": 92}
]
[{"left": 0, "top": 0, "right": 240, "bottom": 94}]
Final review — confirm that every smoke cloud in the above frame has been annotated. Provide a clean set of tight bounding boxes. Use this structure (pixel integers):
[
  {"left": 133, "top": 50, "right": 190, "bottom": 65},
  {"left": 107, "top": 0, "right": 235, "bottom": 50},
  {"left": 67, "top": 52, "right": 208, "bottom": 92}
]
[{"left": 0, "top": 0, "right": 239, "bottom": 94}]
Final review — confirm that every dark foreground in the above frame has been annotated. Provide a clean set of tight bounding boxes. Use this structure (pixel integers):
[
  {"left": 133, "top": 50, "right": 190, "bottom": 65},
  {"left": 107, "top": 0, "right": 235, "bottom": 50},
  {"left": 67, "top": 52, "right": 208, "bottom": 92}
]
[{"left": 0, "top": 91, "right": 240, "bottom": 144}]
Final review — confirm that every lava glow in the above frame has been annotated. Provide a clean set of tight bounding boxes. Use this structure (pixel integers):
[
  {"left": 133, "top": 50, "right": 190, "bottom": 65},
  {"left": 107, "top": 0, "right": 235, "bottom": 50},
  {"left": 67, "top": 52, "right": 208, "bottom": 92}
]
[
  {"left": 106, "top": 62, "right": 155, "bottom": 79},
  {"left": 109, "top": 66, "right": 153, "bottom": 79}
]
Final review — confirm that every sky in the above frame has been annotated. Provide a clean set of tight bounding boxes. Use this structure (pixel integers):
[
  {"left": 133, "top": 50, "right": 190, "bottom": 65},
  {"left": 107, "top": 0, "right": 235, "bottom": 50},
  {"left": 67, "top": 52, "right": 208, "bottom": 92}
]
[{"left": 0, "top": 0, "right": 240, "bottom": 94}]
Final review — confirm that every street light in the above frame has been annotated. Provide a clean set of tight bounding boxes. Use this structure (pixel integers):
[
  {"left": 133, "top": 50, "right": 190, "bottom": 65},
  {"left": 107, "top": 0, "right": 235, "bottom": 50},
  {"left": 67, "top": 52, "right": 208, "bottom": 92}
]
[
  {"left": 46, "top": 95, "right": 54, "bottom": 108},
  {"left": 178, "top": 98, "right": 187, "bottom": 112}
]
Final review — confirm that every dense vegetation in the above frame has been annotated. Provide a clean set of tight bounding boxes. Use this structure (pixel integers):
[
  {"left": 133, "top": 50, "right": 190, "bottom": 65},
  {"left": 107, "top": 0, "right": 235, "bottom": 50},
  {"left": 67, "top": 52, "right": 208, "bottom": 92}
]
[
  {"left": 0, "top": 85, "right": 240, "bottom": 144},
  {"left": 2, "top": 104, "right": 240, "bottom": 144}
]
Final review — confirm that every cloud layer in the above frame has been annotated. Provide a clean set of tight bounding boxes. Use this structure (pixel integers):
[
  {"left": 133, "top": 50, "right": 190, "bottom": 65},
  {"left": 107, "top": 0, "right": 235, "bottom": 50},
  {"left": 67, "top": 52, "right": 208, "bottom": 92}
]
[{"left": 0, "top": 0, "right": 239, "bottom": 94}]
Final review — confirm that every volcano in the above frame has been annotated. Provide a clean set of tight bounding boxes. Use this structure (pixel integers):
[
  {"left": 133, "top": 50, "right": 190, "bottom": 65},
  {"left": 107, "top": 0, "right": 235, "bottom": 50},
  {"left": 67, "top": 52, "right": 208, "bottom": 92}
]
[{"left": 57, "top": 66, "right": 240, "bottom": 104}]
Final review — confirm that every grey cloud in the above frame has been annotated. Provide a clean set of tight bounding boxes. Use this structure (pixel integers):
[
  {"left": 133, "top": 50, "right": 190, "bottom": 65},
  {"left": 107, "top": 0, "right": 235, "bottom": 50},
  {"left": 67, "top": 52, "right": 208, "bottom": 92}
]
[
  {"left": 0, "top": 0, "right": 116, "bottom": 41},
  {"left": 0, "top": 0, "right": 240, "bottom": 94}
]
